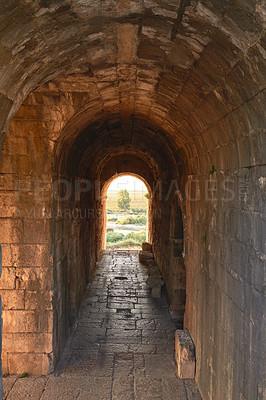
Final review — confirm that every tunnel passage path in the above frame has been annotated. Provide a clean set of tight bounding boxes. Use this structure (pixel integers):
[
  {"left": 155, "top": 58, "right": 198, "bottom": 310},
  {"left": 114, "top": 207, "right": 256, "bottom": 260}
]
[{"left": 3, "top": 250, "right": 201, "bottom": 400}]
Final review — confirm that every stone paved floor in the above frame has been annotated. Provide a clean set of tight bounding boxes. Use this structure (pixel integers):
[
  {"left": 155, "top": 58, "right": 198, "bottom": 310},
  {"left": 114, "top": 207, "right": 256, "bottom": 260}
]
[{"left": 3, "top": 250, "right": 202, "bottom": 400}]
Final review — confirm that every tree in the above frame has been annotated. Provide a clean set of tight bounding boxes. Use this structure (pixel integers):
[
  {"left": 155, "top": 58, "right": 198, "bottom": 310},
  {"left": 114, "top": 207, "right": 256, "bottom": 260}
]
[{"left": 117, "top": 189, "right": 131, "bottom": 211}]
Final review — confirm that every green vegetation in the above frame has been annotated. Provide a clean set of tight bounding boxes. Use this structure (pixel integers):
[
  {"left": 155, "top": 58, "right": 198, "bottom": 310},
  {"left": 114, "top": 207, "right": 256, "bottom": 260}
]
[
  {"left": 106, "top": 230, "right": 147, "bottom": 248},
  {"left": 116, "top": 215, "right": 147, "bottom": 225},
  {"left": 106, "top": 232, "right": 125, "bottom": 243},
  {"left": 131, "top": 208, "right": 146, "bottom": 214},
  {"left": 117, "top": 189, "right": 131, "bottom": 211},
  {"left": 18, "top": 372, "right": 29, "bottom": 378},
  {"left": 107, "top": 217, "right": 118, "bottom": 221},
  {"left": 124, "top": 231, "right": 146, "bottom": 242},
  {"left": 209, "top": 165, "right": 216, "bottom": 174},
  {"left": 107, "top": 191, "right": 147, "bottom": 212},
  {"left": 106, "top": 188, "right": 148, "bottom": 249}
]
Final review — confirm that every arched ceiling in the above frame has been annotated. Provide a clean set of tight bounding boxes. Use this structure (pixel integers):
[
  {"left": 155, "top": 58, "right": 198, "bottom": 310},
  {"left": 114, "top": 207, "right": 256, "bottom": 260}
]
[
  {"left": 100, "top": 157, "right": 155, "bottom": 195},
  {"left": 1, "top": 0, "right": 265, "bottom": 171},
  {"left": 55, "top": 106, "right": 180, "bottom": 180}
]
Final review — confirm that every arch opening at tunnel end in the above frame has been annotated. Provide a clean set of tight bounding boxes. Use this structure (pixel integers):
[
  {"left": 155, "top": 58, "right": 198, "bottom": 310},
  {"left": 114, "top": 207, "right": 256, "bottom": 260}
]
[{"left": 102, "top": 174, "right": 151, "bottom": 251}]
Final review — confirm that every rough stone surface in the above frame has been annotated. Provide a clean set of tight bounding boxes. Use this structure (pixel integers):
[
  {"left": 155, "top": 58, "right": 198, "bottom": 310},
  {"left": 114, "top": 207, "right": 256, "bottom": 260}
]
[
  {"left": 146, "top": 259, "right": 165, "bottom": 299},
  {"left": 139, "top": 251, "right": 154, "bottom": 265},
  {"left": 0, "top": 1, "right": 265, "bottom": 399},
  {"left": 142, "top": 242, "right": 152, "bottom": 252},
  {"left": 175, "top": 329, "right": 195, "bottom": 379},
  {"left": 3, "top": 251, "right": 201, "bottom": 400},
  {"left": 0, "top": 244, "right": 3, "bottom": 399}
]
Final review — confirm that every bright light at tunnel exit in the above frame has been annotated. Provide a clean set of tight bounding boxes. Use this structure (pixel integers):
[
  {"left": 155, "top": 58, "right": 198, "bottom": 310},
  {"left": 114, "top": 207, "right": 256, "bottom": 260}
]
[
  {"left": 108, "top": 175, "right": 147, "bottom": 192},
  {"left": 105, "top": 175, "right": 149, "bottom": 250}
]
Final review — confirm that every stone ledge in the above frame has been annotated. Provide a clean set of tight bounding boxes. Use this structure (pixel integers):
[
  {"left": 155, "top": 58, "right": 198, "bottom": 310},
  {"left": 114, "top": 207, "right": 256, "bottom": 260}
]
[
  {"left": 175, "top": 328, "right": 195, "bottom": 379},
  {"left": 142, "top": 242, "right": 152, "bottom": 252},
  {"left": 139, "top": 250, "right": 154, "bottom": 265}
]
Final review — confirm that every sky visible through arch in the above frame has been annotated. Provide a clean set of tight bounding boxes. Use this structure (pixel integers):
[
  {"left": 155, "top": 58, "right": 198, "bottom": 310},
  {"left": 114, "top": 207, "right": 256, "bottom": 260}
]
[{"left": 108, "top": 175, "right": 147, "bottom": 192}]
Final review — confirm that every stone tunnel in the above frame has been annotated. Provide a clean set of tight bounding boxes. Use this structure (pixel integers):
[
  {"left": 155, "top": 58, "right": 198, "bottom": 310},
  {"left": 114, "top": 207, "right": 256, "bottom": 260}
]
[{"left": 0, "top": 0, "right": 265, "bottom": 399}]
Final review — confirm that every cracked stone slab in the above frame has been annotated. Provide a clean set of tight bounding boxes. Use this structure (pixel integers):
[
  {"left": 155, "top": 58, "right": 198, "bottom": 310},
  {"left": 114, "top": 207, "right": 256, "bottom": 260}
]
[{"left": 3, "top": 251, "right": 201, "bottom": 400}]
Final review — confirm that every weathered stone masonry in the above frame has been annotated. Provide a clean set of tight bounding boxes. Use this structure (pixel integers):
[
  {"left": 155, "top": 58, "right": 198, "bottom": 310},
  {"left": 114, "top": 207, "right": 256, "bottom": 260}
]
[
  {"left": 0, "top": 1, "right": 265, "bottom": 399},
  {"left": 0, "top": 245, "right": 3, "bottom": 398}
]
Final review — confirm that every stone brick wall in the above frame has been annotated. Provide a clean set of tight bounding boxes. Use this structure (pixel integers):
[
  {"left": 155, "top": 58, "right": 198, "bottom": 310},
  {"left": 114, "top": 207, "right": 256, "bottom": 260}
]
[
  {"left": 151, "top": 184, "right": 186, "bottom": 312},
  {"left": 51, "top": 181, "right": 97, "bottom": 363},
  {"left": 150, "top": 162, "right": 265, "bottom": 399},
  {"left": 184, "top": 168, "right": 265, "bottom": 399},
  {"left": 0, "top": 244, "right": 3, "bottom": 398},
  {"left": 0, "top": 75, "right": 264, "bottom": 400},
  {"left": 0, "top": 110, "right": 54, "bottom": 375},
  {"left": 0, "top": 3, "right": 265, "bottom": 398},
  {"left": 0, "top": 88, "right": 106, "bottom": 374}
]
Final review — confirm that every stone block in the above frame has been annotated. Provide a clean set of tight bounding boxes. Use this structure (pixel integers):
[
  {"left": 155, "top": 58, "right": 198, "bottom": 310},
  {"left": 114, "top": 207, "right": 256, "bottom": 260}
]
[
  {"left": 3, "top": 310, "right": 39, "bottom": 333},
  {"left": 2, "top": 310, "right": 53, "bottom": 333},
  {"left": 0, "top": 244, "right": 2, "bottom": 399},
  {"left": 25, "top": 290, "right": 52, "bottom": 310},
  {"left": 146, "top": 261, "right": 164, "bottom": 298},
  {"left": 146, "top": 259, "right": 157, "bottom": 268},
  {"left": 11, "top": 244, "right": 52, "bottom": 267},
  {"left": 0, "top": 218, "right": 23, "bottom": 243},
  {"left": 0, "top": 267, "right": 16, "bottom": 289},
  {"left": 1, "top": 352, "right": 7, "bottom": 376},
  {"left": 6, "top": 352, "right": 50, "bottom": 375},
  {"left": 15, "top": 267, "right": 53, "bottom": 290},
  {"left": 0, "top": 194, "right": 17, "bottom": 218},
  {"left": 3, "top": 332, "right": 52, "bottom": 353},
  {"left": 151, "top": 283, "right": 162, "bottom": 298},
  {"left": 4, "top": 137, "right": 28, "bottom": 156},
  {"left": 23, "top": 219, "right": 50, "bottom": 244},
  {"left": 1, "top": 290, "right": 25, "bottom": 310},
  {"left": 1, "top": 244, "right": 12, "bottom": 266},
  {"left": 175, "top": 329, "right": 195, "bottom": 379},
  {"left": 139, "top": 250, "right": 154, "bottom": 265},
  {"left": 142, "top": 242, "right": 152, "bottom": 252}
]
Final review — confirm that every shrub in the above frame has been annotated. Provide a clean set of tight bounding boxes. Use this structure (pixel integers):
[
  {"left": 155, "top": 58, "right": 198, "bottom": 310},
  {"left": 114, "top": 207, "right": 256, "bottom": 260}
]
[
  {"left": 107, "top": 217, "right": 118, "bottom": 221},
  {"left": 131, "top": 208, "right": 147, "bottom": 214},
  {"left": 125, "top": 231, "right": 146, "bottom": 242},
  {"left": 106, "top": 231, "right": 146, "bottom": 248},
  {"left": 107, "top": 238, "right": 141, "bottom": 248},
  {"left": 116, "top": 215, "right": 147, "bottom": 225},
  {"left": 106, "top": 232, "right": 125, "bottom": 243}
]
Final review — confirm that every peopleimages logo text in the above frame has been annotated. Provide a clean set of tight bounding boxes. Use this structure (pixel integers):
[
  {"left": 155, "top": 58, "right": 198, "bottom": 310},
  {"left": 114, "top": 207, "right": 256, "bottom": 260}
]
[{"left": 14, "top": 177, "right": 243, "bottom": 203}]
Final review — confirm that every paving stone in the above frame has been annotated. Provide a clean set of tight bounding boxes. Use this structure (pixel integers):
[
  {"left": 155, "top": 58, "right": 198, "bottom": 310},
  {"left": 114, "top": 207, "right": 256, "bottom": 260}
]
[
  {"left": 4, "top": 251, "right": 201, "bottom": 399},
  {"left": 135, "top": 376, "right": 163, "bottom": 400},
  {"left": 6, "top": 377, "right": 47, "bottom": 400},
  {"left": 129, "top": 344, "right": 157, "bottom": 354},
  {"left": 112, "top": 377, "right": 134, "bottom": 400},
  {"left": 162, "top": 377, "right": 188, "bottom": 399},
  {"left": 3, "top": 376, "right": 17, "bottom": 400},
  {"left": 144, "top": 354, "right": 177, "bottom": 378}
]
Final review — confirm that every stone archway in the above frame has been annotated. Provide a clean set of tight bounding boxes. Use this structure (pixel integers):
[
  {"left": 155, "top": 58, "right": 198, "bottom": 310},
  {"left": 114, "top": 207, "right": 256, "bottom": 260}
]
[
  {"left": 0, "top": 2, "right": 265, "bottom": 398},
  {"left": 101, "top": 173, "right": 152, "bottom": 250}
]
